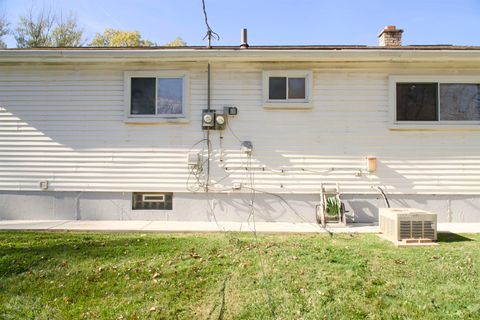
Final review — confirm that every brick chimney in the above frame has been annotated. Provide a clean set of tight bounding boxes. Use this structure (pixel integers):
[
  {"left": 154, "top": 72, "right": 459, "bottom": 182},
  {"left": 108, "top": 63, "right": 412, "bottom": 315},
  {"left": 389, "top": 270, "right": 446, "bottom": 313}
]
[{"left": 378, "top": 26, "right": 403, "bottom": 46}]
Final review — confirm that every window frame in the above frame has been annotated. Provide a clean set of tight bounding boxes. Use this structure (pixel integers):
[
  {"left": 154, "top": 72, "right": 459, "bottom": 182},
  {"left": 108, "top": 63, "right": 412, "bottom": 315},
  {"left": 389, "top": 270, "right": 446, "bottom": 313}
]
[
  {"left": 142, "top": 194, "right": 165, "bottom": 203},
  {"left": 262, "top": 70, "right": 313, "bottom": 109},
  {"left": 132, "top": 192, "right": 173, "bottom": 210},
  {"left": 389, "top": 75, "right": 480, "bottom": 130},
  {"left": 124, "top": 71, "right": 189, "bottom": 123}
]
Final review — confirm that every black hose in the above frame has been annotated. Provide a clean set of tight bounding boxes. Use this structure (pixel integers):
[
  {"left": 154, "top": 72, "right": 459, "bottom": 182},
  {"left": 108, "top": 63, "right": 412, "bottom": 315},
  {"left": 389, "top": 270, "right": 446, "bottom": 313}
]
[{"left": 376, "top": 186, "right": 390, "bottom": 208}]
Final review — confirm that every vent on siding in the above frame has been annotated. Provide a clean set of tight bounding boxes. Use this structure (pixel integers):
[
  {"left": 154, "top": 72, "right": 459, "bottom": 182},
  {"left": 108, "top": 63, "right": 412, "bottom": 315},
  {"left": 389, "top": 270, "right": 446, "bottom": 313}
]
[{"left": 132, "top": 192, "right": 173, "bottom": 210}]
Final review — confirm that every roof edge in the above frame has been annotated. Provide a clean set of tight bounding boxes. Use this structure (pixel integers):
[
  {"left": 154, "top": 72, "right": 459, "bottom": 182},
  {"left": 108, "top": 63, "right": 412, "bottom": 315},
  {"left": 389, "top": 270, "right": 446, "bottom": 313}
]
[{"left": 1, "top": 48, "right": 480, "bottom": 63}]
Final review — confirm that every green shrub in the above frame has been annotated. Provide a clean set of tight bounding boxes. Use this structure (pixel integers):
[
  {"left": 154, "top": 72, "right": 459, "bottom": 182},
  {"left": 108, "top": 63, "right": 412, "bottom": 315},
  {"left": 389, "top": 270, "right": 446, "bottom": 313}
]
[{"left": 326, "top": 197, "right": 341, "bottom": 217}]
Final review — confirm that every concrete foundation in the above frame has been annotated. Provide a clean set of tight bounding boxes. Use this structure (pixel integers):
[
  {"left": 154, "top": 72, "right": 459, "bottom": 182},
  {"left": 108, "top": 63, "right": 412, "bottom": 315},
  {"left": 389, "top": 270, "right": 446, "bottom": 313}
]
[{"left": 0, "top": 191, "right": 479, "bottom": 223}]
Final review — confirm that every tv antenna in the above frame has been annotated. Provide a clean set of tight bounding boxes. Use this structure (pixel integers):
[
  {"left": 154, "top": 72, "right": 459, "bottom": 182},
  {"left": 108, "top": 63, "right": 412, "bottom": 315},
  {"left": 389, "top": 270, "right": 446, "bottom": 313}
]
[{"left": 201, "top": 0, "right": 220, "bottom": 48}]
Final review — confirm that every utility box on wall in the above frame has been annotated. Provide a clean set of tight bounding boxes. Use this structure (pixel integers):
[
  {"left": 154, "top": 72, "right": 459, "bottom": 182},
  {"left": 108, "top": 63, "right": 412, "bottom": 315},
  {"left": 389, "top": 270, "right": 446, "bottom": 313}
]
[{"left": 201, "top": 109, "right": 229, "bottom": 130}]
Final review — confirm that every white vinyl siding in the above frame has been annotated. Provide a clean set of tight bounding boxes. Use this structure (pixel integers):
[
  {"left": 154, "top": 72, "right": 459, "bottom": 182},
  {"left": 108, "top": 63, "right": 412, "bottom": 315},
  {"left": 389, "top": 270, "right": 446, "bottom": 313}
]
[{"left": 1, "top": 62, "right": 480, "bottom": 195}]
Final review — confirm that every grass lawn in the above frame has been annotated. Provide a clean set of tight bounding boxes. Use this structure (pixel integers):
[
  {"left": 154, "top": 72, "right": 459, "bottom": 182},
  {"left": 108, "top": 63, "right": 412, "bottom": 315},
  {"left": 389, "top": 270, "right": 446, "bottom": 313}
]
[{"left": 0, "top": 231, "right": 479, "bottom": 319}]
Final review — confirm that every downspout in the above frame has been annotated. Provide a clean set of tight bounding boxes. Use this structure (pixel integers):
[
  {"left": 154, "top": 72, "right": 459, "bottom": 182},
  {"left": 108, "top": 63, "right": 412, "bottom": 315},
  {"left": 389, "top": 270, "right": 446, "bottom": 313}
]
[{"left": 206, "top": 62, "right": 211, "bottom": 192}]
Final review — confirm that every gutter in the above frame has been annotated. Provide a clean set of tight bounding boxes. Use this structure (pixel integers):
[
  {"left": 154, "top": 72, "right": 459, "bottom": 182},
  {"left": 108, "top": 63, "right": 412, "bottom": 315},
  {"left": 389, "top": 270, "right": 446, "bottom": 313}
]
[{"left": 1, "top": 49, "right": 480, "bottom": 63}]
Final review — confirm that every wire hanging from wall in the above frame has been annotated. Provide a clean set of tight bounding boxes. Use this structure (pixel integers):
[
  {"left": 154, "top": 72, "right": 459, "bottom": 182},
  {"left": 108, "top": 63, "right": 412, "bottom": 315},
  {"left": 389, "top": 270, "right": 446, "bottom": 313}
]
[{"left": 201, "top": 0, "right": 220, "bottom": 48}]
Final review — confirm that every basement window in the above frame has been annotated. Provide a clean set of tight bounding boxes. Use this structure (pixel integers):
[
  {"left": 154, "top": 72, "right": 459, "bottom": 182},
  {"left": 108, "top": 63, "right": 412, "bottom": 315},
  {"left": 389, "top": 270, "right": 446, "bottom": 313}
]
[
  {"left": 124, "top": 71, "right": 189, "bottom": 123},
  {"left": 263, "top": 71, "right": 313, "bottom": 109},
  {"left": 132, "top": 192, "right": 173, "bottom": 210},
  {"left": 389, "top": 76, "right": 480, "bottom": 130}
]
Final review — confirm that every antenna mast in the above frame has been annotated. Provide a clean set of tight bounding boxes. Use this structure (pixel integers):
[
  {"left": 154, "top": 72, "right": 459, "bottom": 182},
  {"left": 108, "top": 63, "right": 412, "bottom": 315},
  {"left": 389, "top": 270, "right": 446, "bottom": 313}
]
[{"left": 201, "top": 0, "right": 220, "bottom": 48}]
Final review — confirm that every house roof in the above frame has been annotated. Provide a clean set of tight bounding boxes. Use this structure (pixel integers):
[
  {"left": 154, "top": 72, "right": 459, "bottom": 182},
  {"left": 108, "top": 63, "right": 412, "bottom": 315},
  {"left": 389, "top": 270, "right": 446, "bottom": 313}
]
[
  {"left": 3, "top": 45, "right": 480, "bottom": 50},
  {"left": 1, "top": 45, "right": 480, "bottom": 63}
]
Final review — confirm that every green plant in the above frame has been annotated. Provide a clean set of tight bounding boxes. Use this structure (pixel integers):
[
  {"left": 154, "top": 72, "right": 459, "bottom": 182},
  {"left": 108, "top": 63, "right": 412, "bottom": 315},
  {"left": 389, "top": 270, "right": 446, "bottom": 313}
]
[{"left": 326, "top": 196, "right": 341, "bottom": 217}]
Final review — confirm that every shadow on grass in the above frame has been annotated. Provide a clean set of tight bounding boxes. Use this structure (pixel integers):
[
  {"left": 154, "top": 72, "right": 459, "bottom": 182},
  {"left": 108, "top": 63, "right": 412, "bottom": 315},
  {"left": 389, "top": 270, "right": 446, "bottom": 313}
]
[
  {"left": 437, "top": 232, "right": 474, "bottom": 243},
  {"left": 0, "top": 233, "right": 202, "bottom": 277}
]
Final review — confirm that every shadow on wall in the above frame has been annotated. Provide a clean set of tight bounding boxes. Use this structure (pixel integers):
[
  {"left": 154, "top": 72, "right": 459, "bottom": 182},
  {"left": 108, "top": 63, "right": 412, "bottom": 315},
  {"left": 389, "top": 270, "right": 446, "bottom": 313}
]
[
  {"left": 201, "top": 193, "right": 317, "bottom": 223},
  {"left": 334, "top": 194, "right": 480, "bottom": 223},
  {"left": 342, "top": 192, "right": 403, "bottom": 224},
  {"left": 343, "top": 196, "right": 384, "bottom": 223}
]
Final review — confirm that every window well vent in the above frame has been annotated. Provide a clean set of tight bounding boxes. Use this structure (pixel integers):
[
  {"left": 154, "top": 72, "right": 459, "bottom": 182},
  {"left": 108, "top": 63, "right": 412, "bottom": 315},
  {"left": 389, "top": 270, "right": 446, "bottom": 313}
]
[{"left": 132, "top": 192, "right": 173, "bottom": 210}]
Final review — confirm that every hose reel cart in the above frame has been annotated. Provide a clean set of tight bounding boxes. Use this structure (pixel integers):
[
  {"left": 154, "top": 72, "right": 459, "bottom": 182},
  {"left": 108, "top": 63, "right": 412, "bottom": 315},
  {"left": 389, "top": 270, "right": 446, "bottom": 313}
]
[{"left": 316, "top": 183, "right": 347, "bottom": 227}]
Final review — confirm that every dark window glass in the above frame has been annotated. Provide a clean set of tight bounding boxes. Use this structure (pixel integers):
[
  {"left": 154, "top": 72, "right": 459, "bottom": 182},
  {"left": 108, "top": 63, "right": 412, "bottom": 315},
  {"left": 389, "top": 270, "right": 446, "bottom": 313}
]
[
  {"left": 396, "top": 83, "right": 438, "bottom": 121},
  {"left": 288, "top": 78, "right": 306, "bottom": 99},
  {"left": 132, "top": 192, "right": 173, "bottom": 210},
  {"left": 269, "top": 77, "right": 287, "bottom": 100},
  {"left": 440, "top": 84, "right": 480, "bottom": 121},
  {"left": 131, "top": 78, "right": 156, "bottom": 115}
]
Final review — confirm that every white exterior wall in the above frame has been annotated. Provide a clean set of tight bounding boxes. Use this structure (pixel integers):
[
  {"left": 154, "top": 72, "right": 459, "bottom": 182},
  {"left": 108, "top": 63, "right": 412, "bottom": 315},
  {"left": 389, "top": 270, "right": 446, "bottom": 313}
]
[{"left": 1, "top": 61, "right": 480, "bottom": 195}]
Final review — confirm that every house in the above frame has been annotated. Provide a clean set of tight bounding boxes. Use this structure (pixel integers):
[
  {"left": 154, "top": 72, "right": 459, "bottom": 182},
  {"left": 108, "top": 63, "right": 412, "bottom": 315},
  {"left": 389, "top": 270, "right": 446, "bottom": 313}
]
[{"left": 1, "top": 26, "right": 480, "bottom": 223}]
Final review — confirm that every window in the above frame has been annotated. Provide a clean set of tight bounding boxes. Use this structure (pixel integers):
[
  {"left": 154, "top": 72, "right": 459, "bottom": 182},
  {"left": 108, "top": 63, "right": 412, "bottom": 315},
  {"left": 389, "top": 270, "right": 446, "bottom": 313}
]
[
  {"left": 131, "top": 78, "right": 156, "bottom": 115},
  {"left": 389, "top": 76, "right": 480, "bottom": 129},
  {"left": 124, "top": 71, "right": 188, "bottom": 123},
  {"left": 132, "top": 192, "right": 173, "bottom": 210},
  {"left": 263, "top": 71, "right": 312, "bottom": 109},
  {"left": 268, "top": 77, "right": 306, "bottom": 100},
  {"left": 396, "top": 83, "right": 438, "bottom": 121},
  {"left": 440, "top": 84, "right": 480, "bottom": 121}
]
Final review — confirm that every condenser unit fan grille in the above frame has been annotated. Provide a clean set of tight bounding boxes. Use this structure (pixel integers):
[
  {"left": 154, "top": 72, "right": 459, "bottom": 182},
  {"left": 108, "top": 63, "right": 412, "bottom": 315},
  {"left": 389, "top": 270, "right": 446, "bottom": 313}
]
[{"left": 399, "top": 220, "right": 435, "bottom": 240}]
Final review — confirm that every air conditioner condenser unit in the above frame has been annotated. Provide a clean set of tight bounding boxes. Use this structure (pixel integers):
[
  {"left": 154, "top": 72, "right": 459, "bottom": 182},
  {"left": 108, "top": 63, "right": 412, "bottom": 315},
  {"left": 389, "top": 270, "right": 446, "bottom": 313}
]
[{"left": 379, "top": 208, "right": 438, "bottom": 246}]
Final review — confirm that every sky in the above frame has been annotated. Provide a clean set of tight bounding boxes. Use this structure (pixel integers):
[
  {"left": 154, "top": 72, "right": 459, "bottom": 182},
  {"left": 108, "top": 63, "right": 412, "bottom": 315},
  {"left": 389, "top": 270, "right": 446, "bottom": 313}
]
[{"left": 1, "top": 0, "right": 480, "bottom": 48}]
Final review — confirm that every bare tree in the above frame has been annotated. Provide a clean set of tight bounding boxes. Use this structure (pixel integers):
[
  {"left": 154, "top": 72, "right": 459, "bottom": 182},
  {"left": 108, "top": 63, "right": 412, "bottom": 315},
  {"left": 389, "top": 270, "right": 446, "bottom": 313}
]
[
  {"left": 51, "top": 12, "right": 84, "bottom": 47},
  {"left": 0, "top": 13, "right": 9, "bottom": 48},
  {"left": 15, "top": 7, "right": 55, "bottom": 48}
]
